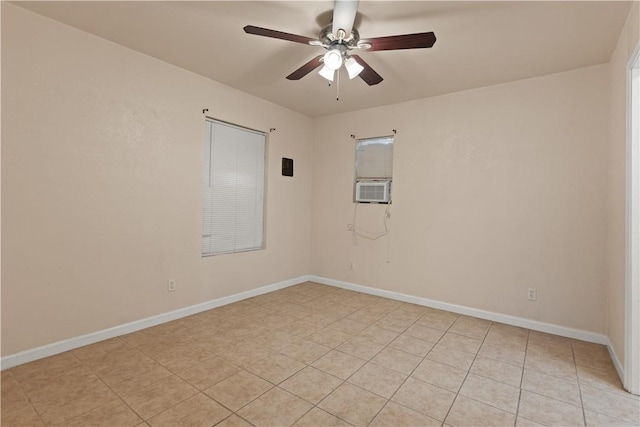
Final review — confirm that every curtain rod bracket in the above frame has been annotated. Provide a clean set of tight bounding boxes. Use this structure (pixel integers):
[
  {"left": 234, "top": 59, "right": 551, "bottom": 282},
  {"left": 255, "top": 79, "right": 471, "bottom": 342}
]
[
  {"left": 270, "top": 128, "right": 276, "bottom": 133},
  {"left": 202, "top": 109, "right": 209, "bottom": 114},
  {"left": 392, "top": 129, "right": 397, "bottom": 134},
  {"left": 350, "top": 134, "right": 356, "bottom": 139}
]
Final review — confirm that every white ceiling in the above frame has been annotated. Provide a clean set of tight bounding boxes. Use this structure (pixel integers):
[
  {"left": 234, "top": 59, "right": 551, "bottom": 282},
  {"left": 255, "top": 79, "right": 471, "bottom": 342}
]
[{"left": 13, "top": 1, "right": 632, "bottom": 118}]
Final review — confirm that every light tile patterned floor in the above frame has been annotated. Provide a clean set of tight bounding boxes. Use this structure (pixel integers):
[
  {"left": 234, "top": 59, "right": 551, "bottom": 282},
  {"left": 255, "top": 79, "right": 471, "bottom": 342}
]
[{"left": 2, "top": 282, "right": 639, "bottom": 426}]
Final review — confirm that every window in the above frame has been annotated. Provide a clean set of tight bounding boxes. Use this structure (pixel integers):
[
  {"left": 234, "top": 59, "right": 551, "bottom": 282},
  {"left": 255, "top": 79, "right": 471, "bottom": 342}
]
[
  {"left": 355, "top": 136, "right": 394, "bottom": 179},
  {"left": 202, "top": 119, "right": 266, "bottom": 256},
  {"left": 354, "top": 136, "right": 394, "bottom": 203}
]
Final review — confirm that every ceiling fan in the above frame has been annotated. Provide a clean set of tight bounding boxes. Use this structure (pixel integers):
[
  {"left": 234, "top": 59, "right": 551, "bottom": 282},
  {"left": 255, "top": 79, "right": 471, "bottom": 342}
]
[{"left": 244, "top": 0, "right": 436, "bottom": 86}]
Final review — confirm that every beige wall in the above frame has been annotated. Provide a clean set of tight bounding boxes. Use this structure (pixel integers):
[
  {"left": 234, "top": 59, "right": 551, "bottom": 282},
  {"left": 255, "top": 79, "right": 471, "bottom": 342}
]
[
  {"left": 607, "top": 2, "right": 640, "bottom": 368},
  {"left": 1, "top": 4, "right": 313, "bottom": 356},
  {"left": 311, "top": 64, "right": 611, "bottom": 334},
  {"left": 2, "top": 2, "right": 634, "bottom": 359}
]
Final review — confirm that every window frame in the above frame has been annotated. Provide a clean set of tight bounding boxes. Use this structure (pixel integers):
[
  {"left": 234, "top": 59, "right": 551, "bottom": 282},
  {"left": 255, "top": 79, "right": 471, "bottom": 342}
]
[
  {"left": 201, "top": 118, "right": 267, "bottom": 257},
  {"left": 353, "top": 135, "right": 394, "bottom": 204}
]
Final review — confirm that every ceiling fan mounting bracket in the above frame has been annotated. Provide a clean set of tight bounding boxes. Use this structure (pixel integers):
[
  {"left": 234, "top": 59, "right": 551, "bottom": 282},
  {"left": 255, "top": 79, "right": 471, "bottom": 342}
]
[{"left": 318, "top": 24, "right": 360, "bottom": 50}]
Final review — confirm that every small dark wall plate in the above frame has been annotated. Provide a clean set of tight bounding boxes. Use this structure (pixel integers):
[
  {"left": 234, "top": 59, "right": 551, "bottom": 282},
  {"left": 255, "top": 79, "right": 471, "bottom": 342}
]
[{"left": 282, "top": 158, "right": 293, "bottom": 177}]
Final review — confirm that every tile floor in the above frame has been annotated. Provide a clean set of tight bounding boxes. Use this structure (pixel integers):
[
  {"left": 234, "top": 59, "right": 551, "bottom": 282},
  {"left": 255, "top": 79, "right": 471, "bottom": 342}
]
[{"left": 2, "top": 282, "right": 639, "bottom": 427}]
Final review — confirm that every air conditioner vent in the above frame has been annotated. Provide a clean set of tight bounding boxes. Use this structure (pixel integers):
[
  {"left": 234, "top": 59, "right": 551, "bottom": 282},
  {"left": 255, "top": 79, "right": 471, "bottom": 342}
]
[{"left": 355, "top": 180, "right": 391, "bottom": 203}]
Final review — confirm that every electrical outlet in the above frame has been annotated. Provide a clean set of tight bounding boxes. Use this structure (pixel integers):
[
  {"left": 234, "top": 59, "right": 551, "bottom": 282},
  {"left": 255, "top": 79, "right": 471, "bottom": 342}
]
[
  {"left": 349, "top": 261, "right": 355, "bottom": 270},
  {"left": 168, "top": 279, "right": 177, "bottom": 292},
  {"left": 527, "top": 288, "right": 537, "bottom": 301}
]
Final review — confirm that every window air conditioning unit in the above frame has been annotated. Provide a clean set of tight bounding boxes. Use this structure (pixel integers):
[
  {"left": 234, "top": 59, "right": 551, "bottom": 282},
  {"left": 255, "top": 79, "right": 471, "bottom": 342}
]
[{"left": 355, "top": 180, "right": 391, "bottom": 203}]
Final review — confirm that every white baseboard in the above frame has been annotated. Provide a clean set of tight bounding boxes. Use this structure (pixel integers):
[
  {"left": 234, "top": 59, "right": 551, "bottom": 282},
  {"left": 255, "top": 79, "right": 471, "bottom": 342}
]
[
  {"left": 606, "top": 338, "right": 625, "bottom": 385},
  {"left": 2, "top": 274, "right": 613, "bottom": 371},
  {"left": 309, "top": 275, "right": 609, "bottom": 345},
  {"left": 1, "top": 275, "right": 310, "bottom": 370}
]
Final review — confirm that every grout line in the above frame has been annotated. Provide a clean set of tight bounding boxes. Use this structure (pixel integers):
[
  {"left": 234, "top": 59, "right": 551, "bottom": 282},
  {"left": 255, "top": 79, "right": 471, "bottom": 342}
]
[
  {"left": 383, "top": 308, "right": 461, "bottom": 423},
  {"left": 440, "top": 322, "right": 485, "bottom": 424},
  {"left": 229, "top": 412, "right": 256, "bottom": 426},
  {"left": 299, "top": 293, "right": 406, "bottom": 426},
  {"left": 571, "top": 340, "right": 589, "bottom": 427},
  {"left": 514, "top": 389, "right": 524, "bottom": 426},
  {"left": 5, "top": 370, "right": 49, "bottom": 427},
  {"left": 513, "top": 328, "right": 531, "bottom": 425},
  {"left": 352, "top": 305, "right": 432, "bottom": 423},
  {"left": 307, "top": 298, "right": 437, "bottom": 423},
  {"left": 6, "top": 283, "right": 631, "bottom": 427},
  {"left": 76, "top": 326, "right": 265, "bottom": 425},
  {"left": 65, "top": 347, "right": 152, "bottom": 424},
  {"left": 215, "top": 286, "right": 352, "bottom": 425}
]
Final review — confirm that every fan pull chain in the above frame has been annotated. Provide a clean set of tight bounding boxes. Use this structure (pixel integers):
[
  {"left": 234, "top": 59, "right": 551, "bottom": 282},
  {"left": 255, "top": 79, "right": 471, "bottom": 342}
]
[{"left": 336, "top": 69, "right": 340, "bottom": 101}]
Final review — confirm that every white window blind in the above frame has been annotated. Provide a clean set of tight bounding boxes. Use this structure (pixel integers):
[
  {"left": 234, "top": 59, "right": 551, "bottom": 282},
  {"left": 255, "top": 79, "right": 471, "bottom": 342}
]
[
  {"left": 355, "top": 136, "right": 394, "bottom": 179},
  {"left": 202, "top": 119, "right": 266, "bottom": 256}
]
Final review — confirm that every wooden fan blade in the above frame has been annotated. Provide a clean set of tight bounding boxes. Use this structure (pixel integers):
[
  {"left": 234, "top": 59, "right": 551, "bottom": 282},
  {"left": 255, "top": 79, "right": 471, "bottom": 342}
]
[
  {"left": 244, "top": 25, "right": 316, "bottom": 45},
  {"left": 286, "top": 56, "right": 324, "bottom": 80},
  {"left": 364, "top": 32, "right": 436, "bottom": 51},
  {"left": 351, "top": 55, "right": 383, "bottom": 86}
]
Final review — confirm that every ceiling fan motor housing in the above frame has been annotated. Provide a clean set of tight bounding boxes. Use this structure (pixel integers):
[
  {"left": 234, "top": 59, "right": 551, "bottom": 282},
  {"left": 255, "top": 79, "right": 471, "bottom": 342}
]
[{"left": 320, "top": 24, "right": 360, "bottom": 48}]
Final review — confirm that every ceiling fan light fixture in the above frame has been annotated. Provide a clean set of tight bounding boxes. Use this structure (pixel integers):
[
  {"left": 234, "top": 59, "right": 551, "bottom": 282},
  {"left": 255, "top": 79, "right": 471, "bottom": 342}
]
[
  {"left": 345, "top": 57, "right": 364, "bottom": 79},
  {"left": 323, "top": 49, "right": 343, "bottom": 71},
  {"left": 244, "top": 1, "right": 436, "bottom": 88},
  {"left": 318, "top": 65, "right": 335, "bottom": 81}
]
